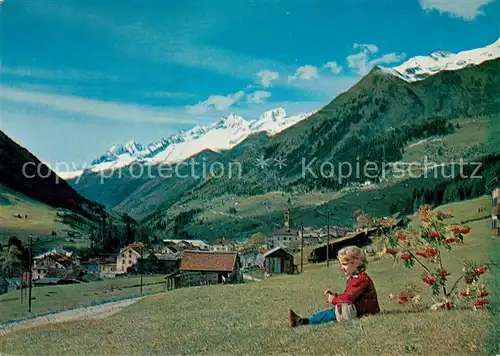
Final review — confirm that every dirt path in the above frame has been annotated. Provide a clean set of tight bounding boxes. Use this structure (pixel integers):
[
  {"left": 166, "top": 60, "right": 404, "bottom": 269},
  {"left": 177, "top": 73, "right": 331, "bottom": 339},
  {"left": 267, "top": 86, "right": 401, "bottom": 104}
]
[{"left": 0, "top": 296, "right": 144, "bottom": 336}]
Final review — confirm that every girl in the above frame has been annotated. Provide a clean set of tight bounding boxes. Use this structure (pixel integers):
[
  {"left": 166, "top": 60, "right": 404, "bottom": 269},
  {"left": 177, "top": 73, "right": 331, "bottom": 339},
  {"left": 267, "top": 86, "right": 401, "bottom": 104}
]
[{"left": 289, "top": 246, "right": 380, "bottom": 326}]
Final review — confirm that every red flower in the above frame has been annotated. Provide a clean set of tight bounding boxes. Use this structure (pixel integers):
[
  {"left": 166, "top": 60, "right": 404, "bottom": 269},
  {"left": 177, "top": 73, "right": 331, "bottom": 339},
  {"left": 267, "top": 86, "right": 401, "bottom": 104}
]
[
  {"left": 423, "top": 276, "right": 437, "bottom": 285},
  {"left": 428, "top": 230, "right": 441, "bottom": 239},
  {"left": 386, "top": 248, "right": 398, "bottom": 255},
  {"left": 451, "top": 227, "right": 460, "bottom": 234},
  {"left": 459, "top": 226, "right": 471, "bottom": 234},
  {"left": 400, "top": 253, "right": 411, "bottom": 261},
  {"left": 444, "top": 238, "right": 456, "bottom": 244},
  {"left": 480, "top": 292, "right": 488, "bottom": 297},
  {"left": 445, "top": 303, "right": 454, "bottom": 309},
  {"left": 396, "top": 232, "right": 406, "bottom": 241},
  {"left": 421, "top": 217, "right": 430, "bottom": 222},
  {"left": 398, "top": 296, "right": 408, "bottom": 304},
  {"left": 416, "top": 251, "right": 427, "bottom": 258},
  {"left": 475, "top": 267, "right": 487, "bottom": 275},
  {"left": 460, "top": 291, "right": 472, "bottom": 297},
  {"left": 440, "top": 270, "right": 450, "bottom": 277},
  {"left": 425, "top": 247, "right": 437, "bottom": 257},
  {"left": 475, "top": 299, "right": 489, "bottom": 306}
]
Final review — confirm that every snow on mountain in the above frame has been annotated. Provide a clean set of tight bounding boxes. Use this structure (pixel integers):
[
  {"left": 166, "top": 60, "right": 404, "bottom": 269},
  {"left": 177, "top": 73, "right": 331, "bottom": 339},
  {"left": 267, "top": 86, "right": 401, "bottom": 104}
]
[
  {"left": 380, "top": 37, "right": 500, "bottom": 82},
  {"left": 57, "top": 108, "right": 314, "bottom": 179}
]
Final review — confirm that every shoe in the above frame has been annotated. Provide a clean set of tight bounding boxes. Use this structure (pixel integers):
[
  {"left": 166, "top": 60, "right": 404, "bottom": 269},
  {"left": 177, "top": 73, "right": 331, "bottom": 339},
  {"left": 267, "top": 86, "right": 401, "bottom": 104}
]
[{"left": 289, "top": 309, "right": 305, "bottom": 327}]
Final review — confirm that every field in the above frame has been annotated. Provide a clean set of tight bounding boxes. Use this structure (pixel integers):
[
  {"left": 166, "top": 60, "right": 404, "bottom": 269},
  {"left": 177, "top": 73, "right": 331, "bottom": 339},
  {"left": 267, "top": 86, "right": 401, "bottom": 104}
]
[
  {"left": 0, "top": 275, "right": 167, "bottom": 322},
  {"left": 0, "top": 197, "right": 498, "bottom": 355},
  {"left": 0, "top": 185, "right": 91, "bottom": 251}
]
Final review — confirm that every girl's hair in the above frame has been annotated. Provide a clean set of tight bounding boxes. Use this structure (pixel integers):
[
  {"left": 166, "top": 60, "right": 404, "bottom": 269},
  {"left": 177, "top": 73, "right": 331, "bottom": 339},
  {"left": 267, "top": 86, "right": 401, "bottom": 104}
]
[{"left": 338, "top": 246, "right": 367, "bottom": 272}]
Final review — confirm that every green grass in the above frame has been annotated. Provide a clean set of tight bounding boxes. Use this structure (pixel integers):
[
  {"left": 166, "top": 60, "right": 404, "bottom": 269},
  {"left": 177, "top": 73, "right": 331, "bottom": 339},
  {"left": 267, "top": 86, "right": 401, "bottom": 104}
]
[
  {"left": 0, "top": 275, "right": 167, "bottom": 322},
  {"left": 0, "top": 185, "right": 91, "bottom": 251},
  {"left": 0, "top": 198, "right": 498, "bottom": 355}
]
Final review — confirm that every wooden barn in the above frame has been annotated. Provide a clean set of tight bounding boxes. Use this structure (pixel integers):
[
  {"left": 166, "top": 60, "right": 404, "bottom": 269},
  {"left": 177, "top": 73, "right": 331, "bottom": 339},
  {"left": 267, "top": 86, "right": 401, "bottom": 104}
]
[
  {"left": 308, "top": 230, "right": 373, "bottom": 263},
  {"left": 263, "top": 246, "right": 295, "bottom": 274},
  {"left": 178, "top": 251, "right": 240, "bottom": 287},
  {"left": 308, "top": 217, "right": 408, "bottom": 264}
]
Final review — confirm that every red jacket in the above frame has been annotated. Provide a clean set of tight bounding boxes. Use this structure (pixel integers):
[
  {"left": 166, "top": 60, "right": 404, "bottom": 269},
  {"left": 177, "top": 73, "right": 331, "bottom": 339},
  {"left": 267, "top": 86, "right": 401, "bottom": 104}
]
[{"left": 329, "top": 272, "right": 380, "bottom": 317}]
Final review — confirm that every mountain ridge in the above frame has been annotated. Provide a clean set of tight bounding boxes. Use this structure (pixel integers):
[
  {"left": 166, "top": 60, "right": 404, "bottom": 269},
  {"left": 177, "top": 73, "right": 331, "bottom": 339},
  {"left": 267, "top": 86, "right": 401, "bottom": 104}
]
[
  {"left": 380, "top": 37, "right": 500, "bottom": 82},
  {"left": 59, "top": 107, "right": 314, "bottom": 179}
]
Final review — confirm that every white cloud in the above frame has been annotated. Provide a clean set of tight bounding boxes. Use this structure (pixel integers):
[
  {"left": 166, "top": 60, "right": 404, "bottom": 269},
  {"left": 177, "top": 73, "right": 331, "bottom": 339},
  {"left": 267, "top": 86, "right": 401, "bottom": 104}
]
[
  {"left": 256, "top": 70, "right": 280, "bottom": 87},
  {"left": 419, "top": 0, "right": 496, "bottom": 20},
  {"left": 323, "top": 61, "right": 343, "bottom": 74},
  {"left": 186, "top": 91, "right": 245, "bottom": 113},
  {"left": 0, "top": 65, "right": 120, "bottom": 82},
  {"left": 247, "top": 91, "right": 272, "bottom": 104},
  {"left": 369, "top": 53, "right": 407, "bottom": 67},
  {"left": 347, "top": 44, "right": 406, "bottom": 75},
  {"left": 353, "top": 43, "right": 379, "bottom": 54},
  {"left": 0, "top": 86, "right": 199, "bottom": 124},
  {"left": 145, "top": 91, "right": 194, "bottom": 99},
  {"left": 288, "top": 65, "right": 319, "bottom": 81}
]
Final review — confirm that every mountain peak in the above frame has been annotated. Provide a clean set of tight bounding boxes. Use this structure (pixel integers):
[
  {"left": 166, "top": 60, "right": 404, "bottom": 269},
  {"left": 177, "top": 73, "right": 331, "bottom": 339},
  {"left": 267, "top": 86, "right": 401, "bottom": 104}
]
[
  {"left": 259, "top": 107, "right": 287, "bottom": 122},
  {"left": 380, "top": 38, "right": 500, "bottom": 83}
]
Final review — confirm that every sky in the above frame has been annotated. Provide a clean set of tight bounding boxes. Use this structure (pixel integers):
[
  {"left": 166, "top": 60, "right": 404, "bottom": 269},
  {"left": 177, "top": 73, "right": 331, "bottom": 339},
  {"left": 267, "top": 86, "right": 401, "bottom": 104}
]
[{"left": 1, "top": 0, "right": 499, "bottom": 167}]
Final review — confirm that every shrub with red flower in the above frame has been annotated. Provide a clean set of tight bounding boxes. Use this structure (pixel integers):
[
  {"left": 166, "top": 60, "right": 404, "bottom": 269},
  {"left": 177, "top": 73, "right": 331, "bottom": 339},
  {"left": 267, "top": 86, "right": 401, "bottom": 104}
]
[{"left": 374, "top": 204, "right": 491, "bottom": 311}]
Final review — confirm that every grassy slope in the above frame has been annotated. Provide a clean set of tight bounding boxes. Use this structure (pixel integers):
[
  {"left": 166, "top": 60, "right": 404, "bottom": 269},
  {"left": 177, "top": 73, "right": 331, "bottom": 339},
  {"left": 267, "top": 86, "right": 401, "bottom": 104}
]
[
  {"left": 157, "top": 114, "right": 499, "bottom": 240},
  {"left": 0, "top": 275, "right": 167, "bottom": 322},
  {"left": 0, "top": 185, "right": 93, "bottom": 250},
  {"left": 1, "top": 197, "right": 498, "bottom": 355}
]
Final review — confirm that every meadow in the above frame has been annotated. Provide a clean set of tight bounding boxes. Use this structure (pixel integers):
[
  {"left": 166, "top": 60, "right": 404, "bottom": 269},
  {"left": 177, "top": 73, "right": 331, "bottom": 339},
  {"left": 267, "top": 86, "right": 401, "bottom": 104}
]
[{"left": 0, "top": 197, "right": 498, "bottom": 355}]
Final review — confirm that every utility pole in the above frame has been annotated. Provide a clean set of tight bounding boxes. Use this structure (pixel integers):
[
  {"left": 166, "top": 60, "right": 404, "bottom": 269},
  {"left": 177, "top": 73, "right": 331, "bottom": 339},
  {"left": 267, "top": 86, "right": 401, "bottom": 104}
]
[
  {"left": 326, "top": 209, "right": 330, "bottom": 268},
  {"left": 140, "top": 248, "right": 143, "bottom": 296},
  {"left": 28, "top": 234, "right": 33, "bottom": 313},
  {"left": 300, "top": 222, "right": 304, "bottom": 274},
  {"left": 20, "top": 269, "right": 23, "bottom": 304}
]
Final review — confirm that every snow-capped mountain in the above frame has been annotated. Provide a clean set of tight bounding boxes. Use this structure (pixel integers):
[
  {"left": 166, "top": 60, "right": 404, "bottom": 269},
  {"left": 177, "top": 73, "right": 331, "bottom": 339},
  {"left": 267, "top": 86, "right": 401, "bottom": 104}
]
[
  {"left": 380, "top": 37, "right": 500, "bottom": 82},
  {"left": 58, "top": 108, "right": 314, "bottom": 179}
]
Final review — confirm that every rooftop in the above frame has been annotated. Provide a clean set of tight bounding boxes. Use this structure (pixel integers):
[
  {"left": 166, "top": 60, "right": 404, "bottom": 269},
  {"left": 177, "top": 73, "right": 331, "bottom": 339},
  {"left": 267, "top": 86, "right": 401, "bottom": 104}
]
[{"left": 180, "top": 251, "right": 238, "bottom": 272}]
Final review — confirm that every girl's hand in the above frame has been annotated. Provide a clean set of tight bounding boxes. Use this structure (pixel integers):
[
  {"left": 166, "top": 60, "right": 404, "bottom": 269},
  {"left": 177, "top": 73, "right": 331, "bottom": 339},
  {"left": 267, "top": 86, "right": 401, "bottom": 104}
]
[
  {"left": 324, "top": 289, "right": 333, "bottom": 296},
  {"left": 325, "top": 293, "right": 335, "bottom": 304}
]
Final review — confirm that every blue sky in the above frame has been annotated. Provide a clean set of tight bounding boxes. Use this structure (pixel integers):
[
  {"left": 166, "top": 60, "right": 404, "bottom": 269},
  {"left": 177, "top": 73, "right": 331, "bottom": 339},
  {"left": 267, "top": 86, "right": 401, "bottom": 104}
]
[{"left": 1, "top": 0, "right": 499, "bottom": 167}]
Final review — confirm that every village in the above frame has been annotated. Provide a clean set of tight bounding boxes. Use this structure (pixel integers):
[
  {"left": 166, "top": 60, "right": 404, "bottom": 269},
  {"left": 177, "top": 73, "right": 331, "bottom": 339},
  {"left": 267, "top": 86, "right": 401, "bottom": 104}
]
[
  {"left": 3, "top": 186, "right": 499, "bottom": 300},
  {"left": 0, "top": 207, "right": 397, "bottom": 295}
]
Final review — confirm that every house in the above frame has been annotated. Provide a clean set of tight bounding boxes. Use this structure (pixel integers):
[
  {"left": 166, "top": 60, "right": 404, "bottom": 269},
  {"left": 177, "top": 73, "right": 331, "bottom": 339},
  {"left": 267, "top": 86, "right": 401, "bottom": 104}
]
[
  {"left": 81, "top": 258, "right": 100, "bottom": 277},
  {"left": 269, "top": 229, "right": 300, "bottom": 250},
  {"left": 138, "top": 253, "right": 180, "bottom": 274},
  {"left": 210, "top": 239, "right": 237, "bottom": 252},
  {"left": 100, "top": 257, "right": 118, "bottom": 278},
  {"left": 239, "top": 249, "right": 265, "bottom": 270},
  {"left": 117, "top": 242, "right": 145, "bottom": 273},
  {"left": 263, "top": 247, "right": 295, "bottom": 274},
  {"left": 163, "top": 239, "right": 209, "bottom": 250},
  {"left": 32, "top": 252, "right": 77, "bottom": 280},
  {"left": 179, "top": 251, "right": 240, "bottom": 287},
  {"left": 269, "top": 209, "right": 300, "bottom": 250},
  {"left": 81, "top": 257, "right": 118, "bottom": 278},
  {"left": 492, "top": 188, "right": 499, "bottom": 238}
]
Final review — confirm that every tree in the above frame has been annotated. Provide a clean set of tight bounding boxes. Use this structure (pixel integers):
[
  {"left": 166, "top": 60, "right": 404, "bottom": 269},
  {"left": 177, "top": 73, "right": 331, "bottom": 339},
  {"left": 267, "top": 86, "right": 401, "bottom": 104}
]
[
  {"left": 122, "top": 214, "right": 134, "bottom": 245},
  {"left": 248, "top": 232, "right": 267, "bottom": 246},
  {"left": 375, "top": 205, "right": 491, "bottom": 311},
  {"left": 2, "top": 245, "right": 23, "bottom": 277}
]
